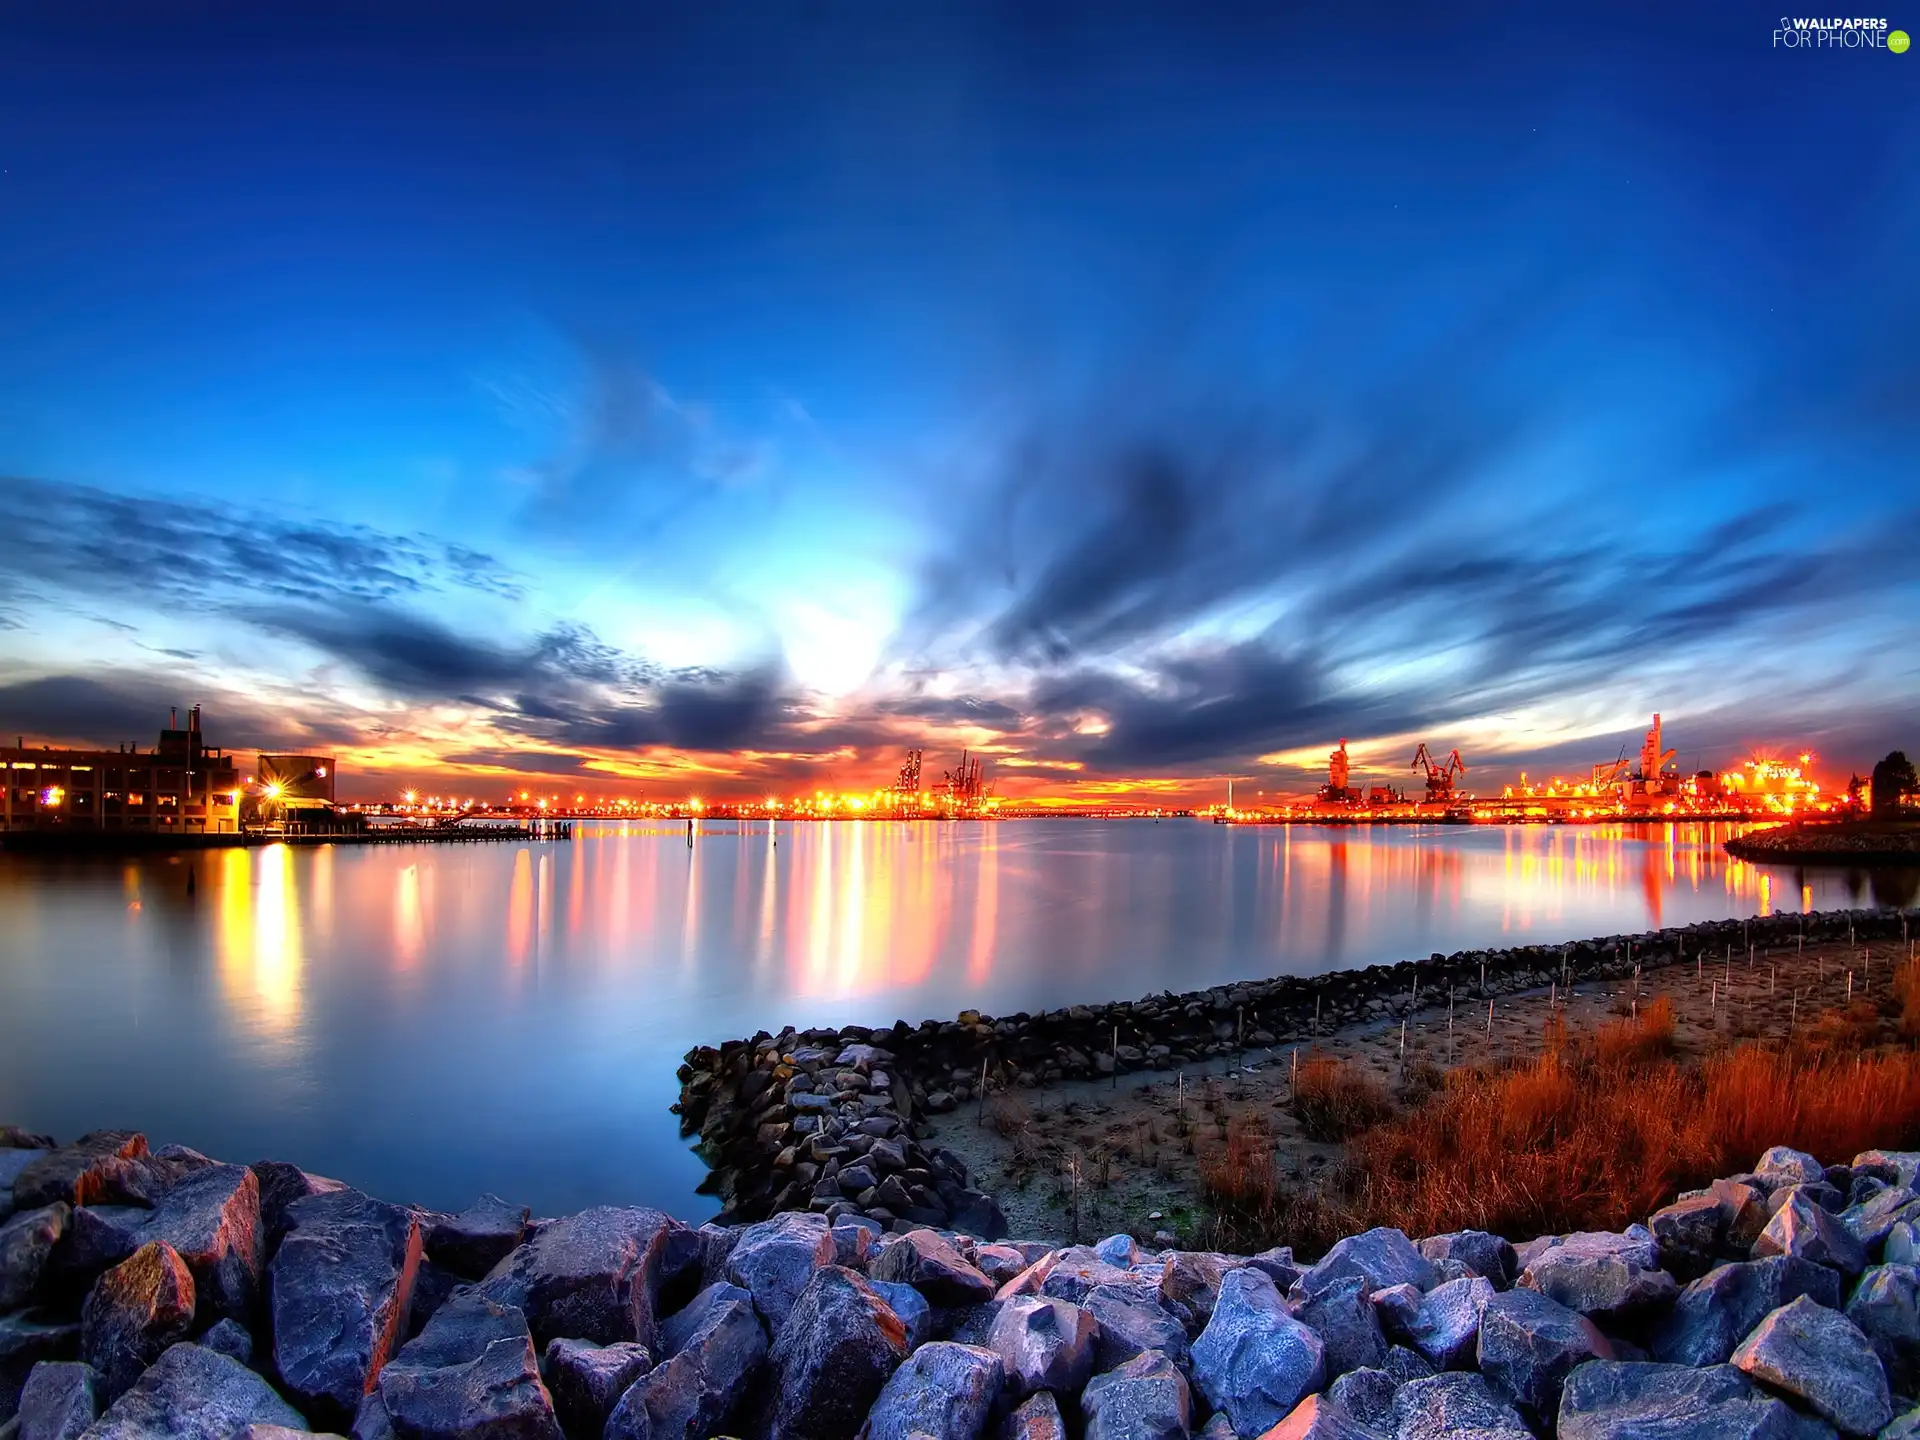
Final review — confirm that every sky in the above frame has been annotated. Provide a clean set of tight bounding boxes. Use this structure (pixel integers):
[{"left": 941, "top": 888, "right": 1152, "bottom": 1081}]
[{"left": 1, "top": 3, "right": 1916, "bottom": 804}]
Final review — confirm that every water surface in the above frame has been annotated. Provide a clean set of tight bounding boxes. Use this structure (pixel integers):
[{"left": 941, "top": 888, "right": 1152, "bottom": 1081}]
[{"left": 0, "top": 819, "right": 1907, "bottom": 1218}]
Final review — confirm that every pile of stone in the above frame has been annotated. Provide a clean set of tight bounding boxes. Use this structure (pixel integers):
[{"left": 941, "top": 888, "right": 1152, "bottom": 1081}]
[
  {"left": 679, "top": 910, "right": 1914, "bottom": 1228},
  {"left": 8, "top": 1123, "right": 1920, "bottom": 1440}
]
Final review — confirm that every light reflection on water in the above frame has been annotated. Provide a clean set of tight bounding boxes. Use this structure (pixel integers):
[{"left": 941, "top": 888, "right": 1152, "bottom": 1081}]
[{"left": 0, "top": 820, "right": 1910, "bottom": 1219}]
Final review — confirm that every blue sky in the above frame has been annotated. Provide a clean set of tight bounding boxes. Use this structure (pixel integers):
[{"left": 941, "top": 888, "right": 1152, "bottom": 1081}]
[{"left": 1, "top": 3, "right": 1915, "bottom": 800}]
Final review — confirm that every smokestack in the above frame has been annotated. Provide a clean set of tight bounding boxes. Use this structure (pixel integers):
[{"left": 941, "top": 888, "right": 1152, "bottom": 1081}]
[
  {"left": 170, "top": 707, "right": 177, "bottom": 729},
  {"left": 190, "top": 705, "right": 200, "bottom": 733}
]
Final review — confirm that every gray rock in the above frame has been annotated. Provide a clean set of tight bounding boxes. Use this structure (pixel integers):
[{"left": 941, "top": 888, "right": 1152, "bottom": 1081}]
[
  {"left": 15, "top": 1363, "right": 98, "bottom": 1440},
  {"left": 1290, "top": 1276, "right": 1385, "bottom": 1378},
  {"left": 1853, "top": 1153, "right": 1920, "bottom": 1190},
  {"left": 866, "top": 1281, "right": 934, "bottom": 1350},
  {"left": 1416, "top": 1233, "right": 1515, "bottom": 1291},
  {"left": 1476, "top": 1286, "right": 1615, "bottom": 1419},
  {"left": 269, "top": 1189, "right": 423, "bottom": 1426},
  {"left": 1296, "top": 1230, "right": 1435, "bottom": 1300},
  {"left": 858, "top": 1341, "right": 1004, "bottom": 1440},
  {"left": 198, "top": 1321, "right": 251, "bottom": 1369},
  {"left": 832, "top": 1223, "right": 876, "bottom": 1271},
  {"left": 0, "top": 1149, "right": 51, "bottom": 1213},
  {"left": 1556, "top": 1359, "right": 1821, "bottom": 1440},
  {"left": 1709, "top": 1179, "right": 1774, "bottom": 1250},
  {"left": 1085, "top": 1285, "right": 1190, "bottom": 1373},
  {"left": 1195, "top": 1416, "right": 1236, "bottom": 1440},
  {"left": 762, "top": 1266, "right": 909, "bottom": 1440},
  {"left": 1191, "top": 1267, "right": 1324, "bottom": 1436},
  {"left": 358, "top": 1293, "right": 560, "bottom": 1440},
  {"left": 1382, "top": 1348, "right": 1436, "bottom": 1386},
  {"left": 1755, "top": 1193, "right": 1868, "bottom": 1278},
  {"left": 53, "top": 1210, "right": 147, "bottom": 1287},
  {"left": 1, "top": 1206, "right": 69, "bottom": 1312},
  {"left": 1652, "top": 1256, "right": 1844, "bottom": 1368},
  {"left": 541, "top": 1338, "right": 651, "bottom": 1439},
  {"left": 1732, "top": 1294, "right": 1892, "bottom": 1436},
  {"left": 80, "top": 1344, "right": 304, "bottom": 1440},
  {"left": 1080, "top": 1350, "right": 1191, "bottom": 1440},
  {"left": 80, "top": 1243, "right": 196, "bottom": 1403},
  {"left": 1403, "top": 1277, "right": 1493, "bottom": 1372},
  {"left": 723, "top": 1212, "right": 837, "bottom": 1331},
  {"left": 11, "top": 1136, "right": 146, "bottom": 1212},
  {"left": 1328, "top": 1368, "right": 1397, "bottom": 1429},
  {"left": 1884, "top": 1408, "right": 1920, "bottom": 1440},
  {"left": 422, "top": 1195, "right": 529, "bottom": 1280},
  {"left": 403, "top": 1259, "right": 459, "bottom": 1343},
  {"left": 1258, "top": 1392, "right": 1383, "bottom": 1439},
  {"left": 1037, "top": 1248, "right": 1136, "bottom": 1306},
  {"left": 951, "top": 1190, "right": 1010, "bottom": 1243},
  {"left": 1649, "top": 1194, "right": 1727, "bottom": 1274},
  {"left": 985, "top": 1297, "right": 1096, "bottom": 1400},
  {"left": 1159, "top": 1254, "right": 1230, "bottom": 1334},
  {"left": 247, "top": 1162, "right": 346, "bottom": 1249},
  {"left": 1892, "top": 1225, "right": 1920, "bottom": 1268},
  {"left": 606, "top": 1278, "right": 765, "bottom": 1440},
  {"left": 999, "top": 1390, "right": 1067, "bottom": 1440},
  {"left": 1390, "top": 1372, "right": 1531, "bottom": 1440},
  {"left": 138, "top": 1165, "right": 262, "bottom": 1324},
  {"left": 1, "top": 1314, "right": 80, "bottom": 1425},
  {"left": 1519, "top": 1228, "right": 1679, "bottom": 1323},
  {"left": 477, "top": 1205, "right": 676, "bottom": 1349},
  {"left": 1095, "top": 1236, "right": 1142, "bottom": 1268},
  {"left": 870, "top": 1230, "right": 995, "bottom": 1307},
  {"left": 1757, "top": 1148, "right": 1826, "bottom": 1189},
  {"left": 1845, "top": 1191, "right": 1920, "bottom": 1254},
  {"left": 1371, "top": 1284, "right": 1422, "bottom": 1342},
  {"left": 1846, "top": 1265, "right": 1920, "bottom": 1398},
  {"left": 1246, "top": 1247, "right": 1301, "bottom": 1292}
]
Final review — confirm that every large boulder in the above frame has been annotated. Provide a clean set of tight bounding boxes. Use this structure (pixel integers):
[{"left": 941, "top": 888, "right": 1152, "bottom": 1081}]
[
  {"left": 1842, "top": 1188, "right": 1920, "bottom": 1254},
  {"left": 16, "top": 1361, "right": 99, "bottom": 1440},
  {"left": 1159, "top": 1253, "right": 1230, "bottom": 1333},
  {"left": 858, "top": 1340, "right": 1004, "bottom": 1440},
  {"left": 984, "top": 1297, "right": 1097, "bottom": 1400},
  {"left": 1556, "top": 1359, "right": 1820, "bottom": 1440},
  {"left": 1084, "top": 1284, "right": 1191, "bottom": 1373},
  {"left": 1647, "top": 1194, "right": 1727, "bottom": 1277},
  {"left": 199, "top": 1320, "right": 252, "bottom": 1369},
  {"left": 761, "top": 1267, "right": 909, "bottom": 1440},
  {"left": 1191, "top": 1267, "right": 1325, "bottom": 1436},
  {"left": 1517, "top": 1229, "right": 1678, "bottom": 1323},
  {"left": 1000, "top": 1390, "right": 1067, "bottom": 1440},
  {"left": 1854, "top": 1152, "right": 1920, "bottom": 1190},
  {"left": 1258, "top": 1393, "right": 1383, "bottom": 1440},
  {"left": 11, "top": 1135, "right": 146, "bottom": 1212},
  {"left": 723, "top": 1213, "right": 837, "bottom": 1331},
  {"left": 1417, "top": 1233, "right": 1516, "bottom": 1291},
  {"left": 1753, "top": 1192, "right": 1867, "bottom": 1278},
  {"left": 1476, "top": 1287, "right": 1614, "bottom": 1420},
  {"left": 1390, "top": 1372, "right": 1530, "bottom": 1440},
  {"left": 1, "top": 1313, "right": 81, "bottom": 1424},
  {"left": 477, "top": 1206, "right": 676, "bottom": 1350},
  {"left": 138, "top": 1164, "right": 262, "bottom": 1324},
  {"left": 355, "top": 1292, "right": 562, "bottom": 1440},
  {"left": 269, "top": 1188, "right": 423, "bottom": 1425},
  {"left": 79, "top": 1344, "right": 305, "bottom": 1440},
  {"left": 422, "top": 1195, "right": 531, "bottom": 1280},
  {"left": 1295, "top": 1229, "right": 1435, "bottom": 1300},
  {"left": 54, "top": 1209, "right": 148, "bottom": 1286},
  {"left": 1289, "top": 1276, "right": 1384, "bottom": 1378},
  {"left": 1, "top": 1205, "right": 69, "bottom": 1311},
  {"left": 1326, "top": 1368, "right": 1396, "bottom": 1429},
  {"left": 1731, "top": 1294, "right": 1892, "bottom": 1436},
  {"left": 1650, "top": 1256, "right": 1842, "bottom": 1368},
  {"left": 866, "top": 1281, "right": 933, "bottom": 1350},
  {"left": 1080, "top": 1350, "right": 1191, "bottom": 1440},
  {"left": 605, "top": 1280, "right": 766, "bottom": 1440},
  {"left": 869, "top": 1230, "right": 995, "bottom": 1307},
  {"left": 1845, "top": 1265, "right": 1920, "bottom": 1399},
  {"left": 1, "top": 1147, "right": 52, "bottom": 1217},
  {"left": 1037, "top": 1248, "right": 1137, "bottom": 1306},
  {"left": 79, "top": 1243, "right": 196, "bottom": 1403},
  {"left": 1755, "top": 1147, "right": 1824, "bottom": 1189},
  {"left": 1401, "top": 1276, "right": 1494, "bottom": 1372},
  {"left": 541, "top": 1338, "right": 652, "bottom": 1439},
  {"left": 248, "top": 1162, "right": 347, "bottom": 1249}
]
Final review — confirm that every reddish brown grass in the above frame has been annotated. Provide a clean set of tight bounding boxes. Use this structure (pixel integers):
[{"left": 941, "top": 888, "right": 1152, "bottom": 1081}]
[{"left": 1291, "top": 1055, "right": 1396, "bottom": 1142}]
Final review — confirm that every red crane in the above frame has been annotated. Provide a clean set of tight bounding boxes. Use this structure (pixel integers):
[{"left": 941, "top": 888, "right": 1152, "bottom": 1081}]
[{"left": 1411, "top": 743, "right": 1467, "bottom": 803}]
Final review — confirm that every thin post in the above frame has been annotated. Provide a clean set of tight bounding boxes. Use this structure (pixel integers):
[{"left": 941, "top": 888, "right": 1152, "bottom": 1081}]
[
  {"left": 1314, "top": 994, "right": 1321, "bottom": 1034},
  {"left": 1399, "top": 1020, "right": 1407, "bottom": 1063},
  {"left": 1111, "top": 1025, "right": 1119, "bottom": 1089},
  {"left": 1179, "top": 1070, "right": 1187, "bottom": 1124},
  {"left": 1480, "top": 959, "right": 1487, "bottom": 993},
  {"left": 977, "top": 1057, "right": 989, "bottom": 1126},
  {"left": 1848, "top": 971, "right": 1854, "bottom": 1004},
  {"left": 1791, "top": 989, "right": 1798, "bottom": 1032},
  {"left": 1236, "top": 1006, "right": 1243, "bottom": 1049},
  {"left": 1770, "top": 964, "right": 1775, "bottom": 993},
  {"left": 1486, "top": 998, "right": 1493, "bottom": 1038},
  {"left": 1711, "top": 980, "right": 1718, "bottom": 1014}
]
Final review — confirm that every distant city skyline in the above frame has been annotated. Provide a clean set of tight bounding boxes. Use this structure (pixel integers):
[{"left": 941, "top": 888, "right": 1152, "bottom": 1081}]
[{"left": 2, "top": 5, "right": 1915, "bottom": 803}]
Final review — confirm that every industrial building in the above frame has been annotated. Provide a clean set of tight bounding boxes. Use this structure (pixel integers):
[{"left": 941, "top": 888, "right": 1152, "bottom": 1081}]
[{"left": 2, "top": 706, "right": 243, "bottom": 835}]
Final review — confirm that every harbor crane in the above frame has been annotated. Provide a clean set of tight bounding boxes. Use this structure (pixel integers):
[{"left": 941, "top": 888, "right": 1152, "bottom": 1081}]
[{"left": 1412, "top": 743, "right": 1467, "bottom": 804}]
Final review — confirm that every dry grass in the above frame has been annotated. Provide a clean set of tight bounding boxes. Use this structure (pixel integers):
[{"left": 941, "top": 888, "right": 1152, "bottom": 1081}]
[
  {"left": 1210, "top": 1002, "right": 1920, "bottom": 1255},
  {"left": 1291, "top": 1055, "right": 1397, "bottom": 1142},
  {"left": 1897, "top": 958, "right": 1920, "bottom": 1040}
]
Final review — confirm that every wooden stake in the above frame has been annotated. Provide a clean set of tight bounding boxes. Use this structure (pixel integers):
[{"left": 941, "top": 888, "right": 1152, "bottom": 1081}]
[
  {"left": 977, "top": 1056, "right": 989, "bottom": 1125},
  {"left": 1486, "top": 998, "right": 1493, "bottom": 1038},
  {"left": 1111, "top": 1026, "right": 1119, "bottom": 1089}
]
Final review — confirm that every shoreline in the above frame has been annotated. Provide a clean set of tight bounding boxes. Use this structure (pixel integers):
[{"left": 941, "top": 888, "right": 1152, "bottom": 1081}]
[
  {"left": 1726, "top": 819, "right": 1920, "bottom": 867},
  {"left": 678, "top": 905, "right": 1920, "bottom": 1240}
]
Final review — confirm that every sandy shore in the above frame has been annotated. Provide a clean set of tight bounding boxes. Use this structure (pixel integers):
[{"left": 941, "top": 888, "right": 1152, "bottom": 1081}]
[{"left": 925, "top": 930, "right": 1917, "bottom": 1244}]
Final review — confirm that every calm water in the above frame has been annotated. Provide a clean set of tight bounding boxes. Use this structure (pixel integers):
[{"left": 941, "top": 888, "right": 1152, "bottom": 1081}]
[{"left": 1, "top": 820, "right": 1910, "bottom": 1220}]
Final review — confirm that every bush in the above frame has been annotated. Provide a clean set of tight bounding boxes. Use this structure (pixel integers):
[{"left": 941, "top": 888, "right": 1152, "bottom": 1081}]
[{"left": 1291, "top": 1056, "right": 1396, "bottom": 1142}]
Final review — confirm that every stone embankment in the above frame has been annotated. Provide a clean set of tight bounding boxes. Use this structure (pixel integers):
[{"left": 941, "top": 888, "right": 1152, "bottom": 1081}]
[
  {"left": 1727, "top": 824, "right": 1920, "bottom": 865},
  {"left": 678, "top": 909, "right": 1917, "bottom": 1235},
  {"left": 9, "top": 1126, "right": 1920, "bottom": 1438}
]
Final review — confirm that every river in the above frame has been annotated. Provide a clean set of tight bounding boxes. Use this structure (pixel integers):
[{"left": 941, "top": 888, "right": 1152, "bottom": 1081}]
[{"left": 1, "top": 819, "right": 1910, "bottom": 1219}]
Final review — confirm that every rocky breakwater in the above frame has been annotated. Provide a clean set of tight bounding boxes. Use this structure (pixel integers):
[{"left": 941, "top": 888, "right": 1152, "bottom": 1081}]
[
  {"left": 11, "top": 1128, "right": 1920, "bottom": 1438},
  {"left": 678, "top": 909, "right": 1915, "bottom": 1234}
]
